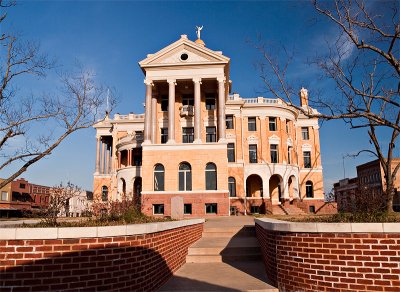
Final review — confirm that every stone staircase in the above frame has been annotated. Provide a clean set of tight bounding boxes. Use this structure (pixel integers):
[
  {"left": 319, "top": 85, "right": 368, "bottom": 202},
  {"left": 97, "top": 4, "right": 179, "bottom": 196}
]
[
  {"left": 159, "top": 217, "right": 278, "bottom": 292},
  {"left": 272, "top": 203, "right": 306, "bottom": 215}
]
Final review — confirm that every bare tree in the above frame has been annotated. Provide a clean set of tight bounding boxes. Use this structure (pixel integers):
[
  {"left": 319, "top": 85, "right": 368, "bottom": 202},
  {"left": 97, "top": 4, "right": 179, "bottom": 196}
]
[
  {"left": 256, "top": 0, "right": 399, "bottom": 212},
  {"left": 0, "top": 2, "right": 115, "bottom": 189},
  {"left": 39, "top": 182, "right": 81, "bottom": 226}
]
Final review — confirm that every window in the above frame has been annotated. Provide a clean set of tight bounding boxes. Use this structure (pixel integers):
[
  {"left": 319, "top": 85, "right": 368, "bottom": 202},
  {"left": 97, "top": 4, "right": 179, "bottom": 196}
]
[
  {"left": 228, "top": 177, "right": 236, "bottom": 197},
  {"left": 249, "top": 144, "right": 257, "bottom": 163},
  {"left": 184, "top": 204, "right": 192, "bottom": 215},
  {"left": 248, "top": 117, "right": 256, "bottom": 131},
  {"left": 154, "top": 164, "right": 165, "bottom": 191},
  {"left": 20, "top": 183, "right": 26, "bottom": 189},
  {"left": 205, "top": 203, "right": 217, "bottom": 214},
  {"left": 153, "top": 204, "right": 164, "bottom": 215},
  {"left": 161, "top": 95, "right": 168, "bottom": 111},
  {"left": 270, "top": 144, "right": 279, "bottom": 163},
  {"left": 1, "top": 191, "right": 8, "bottom": 201},
  {"left": 306, "top": 181, "right": 314, "bottom": 198},
  {"left": 302, "top": 127, "right": 309, "bottom": 140},
  {"left": 179, "top": 163, "right": 192, "bottom": 191},
  {"left": 227, "top": 143, "right": 235, "bottom": 162},
  {"left": 206, "top": 127, "right": 217, "bottom": 143},
  {"left": 161, "top": 128, "right": 168, "bottom": 144},
  {"left": 226, "top": 115, "right": 234, "bottom": 129},
  {"left": 309, "top": 205, "right": 315, "bottom": 213},
  {"left": 205, "top": 163, "right": 217, "bottom": 190},
  {"left": 250, "top": 206, "right": 260, "bottom": 214},
  {"left": 182, "top": 127, "right": 194, "bottom": 143},
  {"left": 286, "top": 121, "right": 290, "bottom": 134},
  {"left": 303, "top": 151, "right": 311, "bottom": 168},
  {"left": 182, "top": 94, "right": 194, "bottom": 106},
  {"left": 101, "top": 186, "right": 108, "bottom": 202},
  {"left": 269, "top": 117, "right": 277, "bottom": 131},
  {"left": 205, "top": 94, "right": 215, "bottom": 110},
  {"left": 287, "top": 146, "right": 292, "bottom": 164}
]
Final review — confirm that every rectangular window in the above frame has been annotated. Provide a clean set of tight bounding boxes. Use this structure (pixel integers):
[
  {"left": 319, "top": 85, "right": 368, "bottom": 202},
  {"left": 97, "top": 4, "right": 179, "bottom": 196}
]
[
  {"left": 205, "top": 94, "right": 216, "bottom": 110},
  {"left": 249, "top": 144, "right": 257, "bottom": 163},
  {"left": 1, "top": 191, "right": 8, "bottom": 201},
  {"left": 287, "top": 146, "right": 292, "bottom": 164},
  {"left": 205, "top": 203, "right": 217, "bottom": 214},
  {"left": 309, "top": 206, "right": 315, "bottom": 213},
  {"left": 182, "top": 94, "right": 194, "bottom": 106},
  {"left": 153, "top": 204, "right": 164, "bottom": 215},
  {"left": 250, "top": 206, "right": 260, "bottom": 214},
  {"left": 20, "top": 183, "right": 26, "bottom": 189},
  {"left": 302, "top": 127, "right": 309, "bottom": 140},
  {"left": 182, "top": 127, "right": 194, "bottom": 143},
  {"left": 161, "top": 128, "right": 168, "bottom": 144},
  {"left": 269, "top": 117, "right": 277, "bottom": 131},
  {"left": 248, "top": 117, "right": 256, "bottom": 131},
  {"left": 184, "top": 204, "right": 192, "bottom": 215},
  {"left": 206, "top": 127, "right": 216, "bottom": 143},
  {"left": 227, "top": 143, "right": 235, "bottom": 162},
  {"left": 161, "top": 95, "right": 168, "bottom": 111},
  {"left": 304, "top": 151, "right": 311, "bottom": 168},
  {"left": 226, "top": 115, "right": 234, "bottom": 129},
  {"left": 270, "top": 144, "right": 279, "bottom": 163}
]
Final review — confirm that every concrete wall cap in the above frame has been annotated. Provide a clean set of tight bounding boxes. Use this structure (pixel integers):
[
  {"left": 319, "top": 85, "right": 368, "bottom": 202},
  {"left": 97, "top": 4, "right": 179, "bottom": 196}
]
[
  {"left": 0, "top": 219, "right": 205, "bottom": 240},
  {"left": 255, "top": 218, "right": 400, "bottom": 233}
]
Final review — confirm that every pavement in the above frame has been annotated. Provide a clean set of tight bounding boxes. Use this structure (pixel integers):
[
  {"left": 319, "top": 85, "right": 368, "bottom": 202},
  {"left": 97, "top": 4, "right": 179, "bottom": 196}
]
[{"left": 159, "top": 216, "right": 278, "bottom": 292}]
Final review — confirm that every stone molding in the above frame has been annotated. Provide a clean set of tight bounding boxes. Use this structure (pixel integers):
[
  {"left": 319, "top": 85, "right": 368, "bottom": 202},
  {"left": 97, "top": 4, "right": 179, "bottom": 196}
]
[
  {"left": 0, "top": 219, "right": 205, "bottom": 240},
  {"left": 255, "top": 218, "right": 399, "bottom": 233}
]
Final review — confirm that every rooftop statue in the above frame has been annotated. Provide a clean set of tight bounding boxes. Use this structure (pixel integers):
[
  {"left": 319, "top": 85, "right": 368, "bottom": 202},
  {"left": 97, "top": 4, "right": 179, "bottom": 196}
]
[{"left": 196, "top": 25, "right": 203, "bottom": 39}]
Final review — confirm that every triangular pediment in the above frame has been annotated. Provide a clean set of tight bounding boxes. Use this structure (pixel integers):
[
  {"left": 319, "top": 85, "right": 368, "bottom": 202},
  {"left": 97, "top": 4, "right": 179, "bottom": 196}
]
[{"left": 139, "top": 35, "right": 230, "bottom": 68}]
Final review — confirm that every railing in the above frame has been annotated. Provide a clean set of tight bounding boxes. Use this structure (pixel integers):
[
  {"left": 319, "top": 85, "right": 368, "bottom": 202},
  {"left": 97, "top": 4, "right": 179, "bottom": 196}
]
[
  {"left": 114, "top": 113, "right": 145, "bottom": 120},
  {"left": 228, "top": 94, "right": 282, "bottom": 105},
  {"left": 118, "top": 133, "right": 144, "bottom": 144}
]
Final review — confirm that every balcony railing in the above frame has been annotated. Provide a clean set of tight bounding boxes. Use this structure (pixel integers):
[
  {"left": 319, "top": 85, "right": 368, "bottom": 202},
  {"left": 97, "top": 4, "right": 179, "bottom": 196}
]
[{"left": 180, "top": 105, "right": 194, "bottom": 117}]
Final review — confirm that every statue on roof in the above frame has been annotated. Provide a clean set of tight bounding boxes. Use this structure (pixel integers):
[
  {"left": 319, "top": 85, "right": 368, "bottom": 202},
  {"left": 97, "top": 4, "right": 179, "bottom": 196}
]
[{"left": 196, "top": 25, "right": 203, "bottom": 39}]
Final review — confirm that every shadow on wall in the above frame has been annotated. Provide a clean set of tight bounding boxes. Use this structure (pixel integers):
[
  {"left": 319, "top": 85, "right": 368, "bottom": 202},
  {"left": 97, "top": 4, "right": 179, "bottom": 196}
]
[{"left": 1, "top": 245, "right": 174, "bottom": 291}]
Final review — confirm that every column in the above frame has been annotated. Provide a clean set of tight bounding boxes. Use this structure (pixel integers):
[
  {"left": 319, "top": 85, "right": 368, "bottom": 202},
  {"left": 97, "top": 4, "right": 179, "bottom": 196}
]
[
  {"left": 100, "top": 140, "right": 105, "bottom": 174},
  {"left": 193, "top": 78, "right": 202, "bottom": 143},
  {"left": 128, "top": 149, "right": 132, "bottom": 166},
  {"left": 167, "top": 79, "right": 176, "bottom": 143},
  {"left": 105, "top": 146, "right": 110, "bottom": 174},
  {"left": 217, "top": 77, "right": 226, "bottom": 141},
  {"left": 151, "top": 95, "right": 157, "bottom": 144},
  {"left": 118, "top": 151, "right": 121, "bottom": 169},
  {"left": 144, "top": 79, "right": 153, "bottom": 143},
  {"left": 95, "top": 136, "right": 100, "bottom": 173}
]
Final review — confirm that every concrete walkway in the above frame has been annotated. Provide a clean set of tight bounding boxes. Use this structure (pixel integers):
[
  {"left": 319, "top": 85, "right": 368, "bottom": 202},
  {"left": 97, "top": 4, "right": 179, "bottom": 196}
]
[{"left": 159, "top": 216, "right": 278, "bottom": 292}]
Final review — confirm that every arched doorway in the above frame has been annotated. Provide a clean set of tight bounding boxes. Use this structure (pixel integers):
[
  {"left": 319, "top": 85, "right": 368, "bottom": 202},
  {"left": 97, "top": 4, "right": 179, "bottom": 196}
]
[
  {"left": 269, "top": 174, "right": 283, "bottom": 202},
  {"left": 246, "top": 174, "right": 263, "bottom": 197},
  {"left": 288, "top": 175, "right": 298, "bottom": 200}
]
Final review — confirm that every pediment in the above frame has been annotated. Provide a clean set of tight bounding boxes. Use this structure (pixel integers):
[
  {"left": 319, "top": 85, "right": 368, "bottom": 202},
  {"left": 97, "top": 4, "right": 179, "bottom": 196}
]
[{"left": 139, "top": 35, "right": 229, "bottom": 68}]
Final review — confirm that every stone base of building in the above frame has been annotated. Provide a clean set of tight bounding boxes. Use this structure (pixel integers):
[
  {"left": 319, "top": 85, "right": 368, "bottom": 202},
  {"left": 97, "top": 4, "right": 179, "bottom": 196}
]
[{"left": 141, "top": 192, "right": 230, "bottom": 217}]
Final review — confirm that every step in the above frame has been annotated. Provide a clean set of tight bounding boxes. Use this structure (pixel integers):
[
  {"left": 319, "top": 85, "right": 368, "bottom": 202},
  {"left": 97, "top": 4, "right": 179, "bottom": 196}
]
[
  {"left": 159, "top": 262, "right": 279, "bottom": 292},
  {"left": 186, "top": 252, "right": 262, "bottom": 263},
  {"left": 188, "top": 246, "right": 261, "bottom": 256}
]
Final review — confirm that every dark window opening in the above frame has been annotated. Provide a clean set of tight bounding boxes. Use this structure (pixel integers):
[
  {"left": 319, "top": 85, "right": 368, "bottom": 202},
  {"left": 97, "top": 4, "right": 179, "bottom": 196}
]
[
  {"left": 205, "top": 203, "right": 217, "bottom": 214},
  {"left": 153, "top": 204, "right": 164, "bottom": 214},
  {"left": 161, "top": 128, "right": 168, "bottom": 144},
  {"left": 179, "top": 163, "right": 192, "bottom": 191},
  {"left": 182, "top": 127, "right": 194, "bottom": 143},
  {"left": 228, "top": 177, "right": 236, "bottom": 197},
  {"left": 248, "top": 117, "right": 256, "bottom": 131},
  {"left": 270, "top": 144, "right": 279, "bottom": 163},
  {"left": 269, "top": 117, "right": 277, "bottom": 131},
  {"left": 161, "top": 95, "right": 168, "bottom": 111},
  {"left": 154, "top": 164, "right": 165, "bottom": 191},
  {"left": 227, "top": 143, "right": 235, "bottom": 162},
  {"left": 205, "top": 163, "right": 217, "bottom": 190},
  {"left": 206, "top": 127, "right": 216, "bottom": 143},
  {"left": 226, "top": 115, "right": 234, "bottom": 129},
  {"left": 304, "top": 151, "right": 311, "bottom": 168},
  {"left": 205, "top": 94, "right": 216, "bottom": 110},
  {"left": 184, "top": 204, "right": 192, "bottom": 214},
  {"left": 249, "top": 144, "right": 257, "bottom": 163}
]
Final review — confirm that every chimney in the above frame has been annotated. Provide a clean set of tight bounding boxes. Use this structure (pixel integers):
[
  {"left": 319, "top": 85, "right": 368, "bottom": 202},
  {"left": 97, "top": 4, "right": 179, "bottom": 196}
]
[{"left": 300, "top": 87, "right": 308, "bottom": 107}]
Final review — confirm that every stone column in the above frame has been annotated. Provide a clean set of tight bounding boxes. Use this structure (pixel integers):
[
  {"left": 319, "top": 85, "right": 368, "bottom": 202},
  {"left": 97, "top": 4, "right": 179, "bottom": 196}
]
[
  {"left": 105, "top": 146, "right": 110, "bottom": 174},
  {"left": 151, "top": 95, "right": 157, "bottom": 144},
  {"left": 144, "top": 79, "right": 153, "bottom": 143},
  {"left": 101, "top": 140, "right": 105, "bottom": 174},
  {"left": 118, "top": 151, "right": 121, "bottom": 169},
  {"left": 167, "top": 79, "right": 176, "bottom": 143},
  {"left": 217, "top": 77, "right": 226, "bottom": 141},
  {"left": 193, "top": 78, "right": 202, "bottom": 143},
  {"left": 128, "top": 149, "right": 132, "bottom": 166},
  {"left": 95, "top": 136, "right": 100, "bottom": 173}
]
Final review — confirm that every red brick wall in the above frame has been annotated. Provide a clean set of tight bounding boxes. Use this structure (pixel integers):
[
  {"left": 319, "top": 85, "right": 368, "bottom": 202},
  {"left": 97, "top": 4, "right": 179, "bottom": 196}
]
[
  {"left": 293, "top": 199, "right": 338, "bottom": 215},
  {"left": 0, "top": 223, "right": 203, "bottom": 291},
  {"left": 256, "top": 224, "right": 400, "bottom": 292}
]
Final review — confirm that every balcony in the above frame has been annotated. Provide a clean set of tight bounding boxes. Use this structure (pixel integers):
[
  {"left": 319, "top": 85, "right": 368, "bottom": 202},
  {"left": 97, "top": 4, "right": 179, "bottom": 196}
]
[{"left": 180, "top": 105, "right": 194, "bottom": 117}]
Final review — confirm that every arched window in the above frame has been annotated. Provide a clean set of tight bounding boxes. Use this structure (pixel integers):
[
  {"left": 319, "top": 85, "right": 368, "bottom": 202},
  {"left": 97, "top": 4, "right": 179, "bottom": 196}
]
[
  {"left": 305, "top": 181, "right": 314, "bottom": 198},
  {"left": 121, "top": 178, "right": 126, "bottom": 196},
  {"left": 101, "top": 186, "right": 108, "bottom": 201},
  {"left": 179, "top": 162, "right": 192, "bottom": 191},
  {"left": 154, "top": 164, "right": 165, "bottom": 191},
  {"left": 205, "top": 163, "right": 217, "bottom": 190},
  {"left": 228, "top": 177, "right": 236, "bottom": 197}
]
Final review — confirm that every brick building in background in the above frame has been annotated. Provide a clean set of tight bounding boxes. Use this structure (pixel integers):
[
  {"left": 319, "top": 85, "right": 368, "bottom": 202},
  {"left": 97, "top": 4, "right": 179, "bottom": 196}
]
[
  {"left": 334, "top": 158, "right": 400, "bottom": 212},
  {"left": 93, "top": 34, "right": 332, "bottom": 217}
]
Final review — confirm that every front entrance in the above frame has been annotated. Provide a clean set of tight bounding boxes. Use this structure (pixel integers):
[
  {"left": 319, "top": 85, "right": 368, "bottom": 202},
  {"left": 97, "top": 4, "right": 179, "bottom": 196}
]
[{"left": 269, "top": 174, "right": 283, "bottom": 204}]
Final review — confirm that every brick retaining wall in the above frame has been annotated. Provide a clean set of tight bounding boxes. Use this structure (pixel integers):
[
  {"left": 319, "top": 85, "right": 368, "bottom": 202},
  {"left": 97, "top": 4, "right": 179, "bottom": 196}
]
[
  {"left": 255, "top": 218, "right": 400, "bottom": 292},
  {"left": 0, "top": 219, "right": 204, "bottom": 291}
]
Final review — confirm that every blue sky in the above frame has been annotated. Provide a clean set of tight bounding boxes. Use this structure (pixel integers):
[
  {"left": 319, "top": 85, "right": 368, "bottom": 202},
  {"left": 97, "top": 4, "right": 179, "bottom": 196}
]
[{"left": 1, "top": 1, "right": 396, "bottom": 192}]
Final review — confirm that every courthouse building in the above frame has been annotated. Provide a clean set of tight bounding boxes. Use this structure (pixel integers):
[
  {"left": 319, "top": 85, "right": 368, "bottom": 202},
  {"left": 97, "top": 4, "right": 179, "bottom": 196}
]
[{"left": 93, "top": 34, "right": 328, "bottom": 217}]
